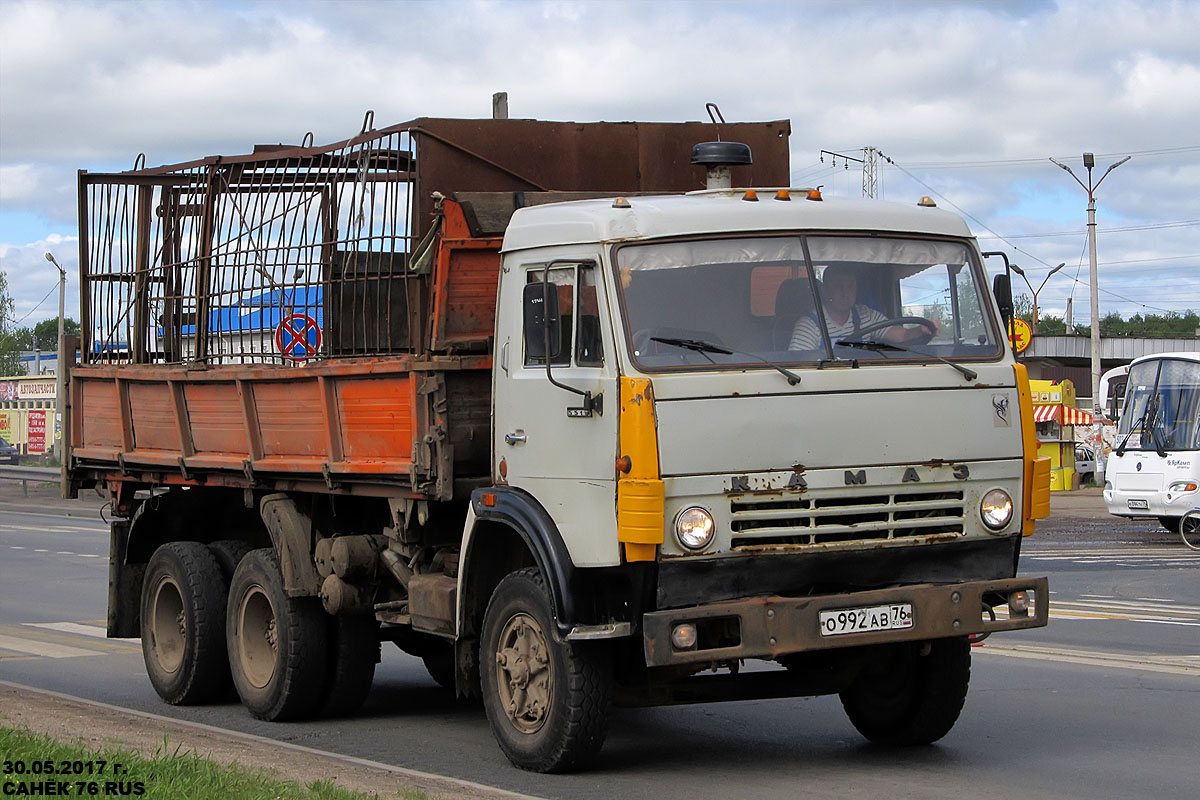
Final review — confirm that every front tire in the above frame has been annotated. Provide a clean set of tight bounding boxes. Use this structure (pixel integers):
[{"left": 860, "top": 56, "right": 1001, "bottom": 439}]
[
  {"left": 840, "top": 637, "right": 970, "bottom": 745},
  {"left": 1159, "top": 516, "right": 1182, "bottom": 534},
  {"left": 140, "top": 542, "right": 230, "bottom": 704},
  {"left": 226, "top": 548, "right": 328, "bottom": 721},
  {"left": 480, "top": 568, "right": 611, "bottom": 772}
]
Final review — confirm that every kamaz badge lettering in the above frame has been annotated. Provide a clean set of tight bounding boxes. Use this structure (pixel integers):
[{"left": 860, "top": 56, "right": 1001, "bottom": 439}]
[
  {"left": 902, "top": 467, "right": 920, "bottom": 483},
  {"left": 953, "top": 464, "right": 970, "bottom": 480},
  {"left": 845, "top": 470, "right": 866, "bottom": 485}
]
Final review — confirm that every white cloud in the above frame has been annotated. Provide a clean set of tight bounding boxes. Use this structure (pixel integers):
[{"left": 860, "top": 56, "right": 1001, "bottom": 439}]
[{"left": 0, "top": 0, "right": 1197, "bottom": 320}]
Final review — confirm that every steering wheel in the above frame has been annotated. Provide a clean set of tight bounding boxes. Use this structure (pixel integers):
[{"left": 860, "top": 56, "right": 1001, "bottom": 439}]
[{"left": 849, "top": 316, "right": 938, "bottom": 346}]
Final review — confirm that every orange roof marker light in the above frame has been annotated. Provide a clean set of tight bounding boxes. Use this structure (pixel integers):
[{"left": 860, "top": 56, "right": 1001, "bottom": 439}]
[
  {"left": 742, "top": 189, "right": 759, "bottom": 202},
  {"left": 774, "top": 189, "right": 791, "bottom": 201},
  {"left": 806, "top": 188, "right": 823, "bottom": 201},
  {"left": 918, "top": 196, "right": 937, "bottom": 207}
]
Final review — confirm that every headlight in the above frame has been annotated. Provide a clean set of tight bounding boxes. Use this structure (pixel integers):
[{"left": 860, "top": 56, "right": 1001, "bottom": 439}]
[
  {"left": 980, "top": 489, "right": 1014, "bottom": 532},
  {"left": 1168, "top": 482, "right": 1198, "bottom": 494},
  {"left": 675, "top": 507, "right": 716, "bottom": 551}
]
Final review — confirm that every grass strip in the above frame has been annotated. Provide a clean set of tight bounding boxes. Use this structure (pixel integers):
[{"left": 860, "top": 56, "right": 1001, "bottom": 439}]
[{"left": 1, "top": 726, "right": 425, "bottom": 800}]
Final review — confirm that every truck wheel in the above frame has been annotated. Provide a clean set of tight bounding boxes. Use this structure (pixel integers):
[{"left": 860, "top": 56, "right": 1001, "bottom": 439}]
[
  {"left": 140, "top": 542, "right": 230, "bottom": 705},
  {"left": 480, "top": 568, "right": 611, "bottom": 772},
  {"left": 208, "top": 539, "right": 254, "bottom": 582},
  {"left": 320, "top": 615, "right": 379, "bottom": 717},
  {"left": 839, "top": 637, "right": 970, "bottom": 746},
  {"left": 227, "top": 548, "right": 328, "bottom": 721},
  {"left": 422, "top": 643, "right": 456, "bottom": 690}
]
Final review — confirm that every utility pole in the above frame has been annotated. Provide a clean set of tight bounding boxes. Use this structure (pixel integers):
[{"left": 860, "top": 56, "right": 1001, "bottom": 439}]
[
  {"left": 820, "top": 147, "right": 891, "bottom": 199},
  {"left": 44, "top": 253, "right": 66, "bottom": 463},
  {"left": 1049, "top": 152, "right": 1130, "bottom": 482}
]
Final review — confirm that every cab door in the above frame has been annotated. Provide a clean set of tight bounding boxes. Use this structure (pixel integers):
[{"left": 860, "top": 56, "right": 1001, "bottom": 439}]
[{"left": 492, "top": 258, "right": 621, "bottom": 567}]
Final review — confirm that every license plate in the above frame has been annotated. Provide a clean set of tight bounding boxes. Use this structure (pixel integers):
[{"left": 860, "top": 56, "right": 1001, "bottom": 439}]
[
  {"left": 819, "top": 603, "right": 913, "bottom": 637},
  {"left": 1128, "top": 499, "right": 1149, "bottom": 510}
]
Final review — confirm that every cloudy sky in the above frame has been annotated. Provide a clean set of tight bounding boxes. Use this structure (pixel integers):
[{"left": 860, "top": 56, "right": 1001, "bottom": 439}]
[{"left": 1, "top": 0, "right": 1197, "bottom": 332}]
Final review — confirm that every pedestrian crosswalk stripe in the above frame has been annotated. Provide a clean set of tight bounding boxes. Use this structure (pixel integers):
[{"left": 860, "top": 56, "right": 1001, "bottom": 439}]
[
  {"left": 24, "top": 622, "right": 136, "bottom": 642},
  {"left": 0, "top": 634, "right": 99, "bottom": 659}
]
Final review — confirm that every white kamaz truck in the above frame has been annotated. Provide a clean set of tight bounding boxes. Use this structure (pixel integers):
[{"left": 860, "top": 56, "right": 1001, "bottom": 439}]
[{"left": 67, "top": 117, "right": 1050, "bottom": 773}]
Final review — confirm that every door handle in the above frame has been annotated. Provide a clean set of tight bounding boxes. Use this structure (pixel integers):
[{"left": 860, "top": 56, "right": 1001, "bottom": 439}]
[{"left": 504, "top": 432, "right": 527, "bottom": 445}]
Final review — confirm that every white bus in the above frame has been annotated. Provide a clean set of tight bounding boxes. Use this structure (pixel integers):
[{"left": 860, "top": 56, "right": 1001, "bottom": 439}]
[{"left": 1103, "top": 352, "right": 1200, "bottom": 535}]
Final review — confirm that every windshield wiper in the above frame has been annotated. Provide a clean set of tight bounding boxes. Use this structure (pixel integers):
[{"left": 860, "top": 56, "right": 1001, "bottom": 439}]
[
  {"left": 650, "top": 336, "right": 803, "bottom": 385},
  {"left": 835, "top": 339, "right": 978, "bottom": 382},
  {"left": 1115, "top": 395, "right": 1166, "bottom": 456}
]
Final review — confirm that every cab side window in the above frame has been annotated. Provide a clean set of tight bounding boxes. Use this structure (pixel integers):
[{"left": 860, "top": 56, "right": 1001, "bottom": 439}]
[
  {"left": 523, "top": 265, "right": 604, "bottom": 368},
  {"left": 524, "top": 268, "right": 574, "bottom": 367}
]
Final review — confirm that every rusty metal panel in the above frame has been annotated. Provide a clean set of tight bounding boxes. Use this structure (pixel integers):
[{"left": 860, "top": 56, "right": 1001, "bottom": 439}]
[
  {"left": 256, "top": 381, "right": 327, "bottom": 458},
  {"left": 186, "top": 382, "right": 247, "bottom": 455},
  {"left": 336, "top": 376, "right": 415, "bottom": 461},
  {"left": 80, "top": 380, "right": 122, "bottom": 449},
  {"left": 433, "top": 245, "right": 502, "bottom": 349},
  {"left": 128, "top": 382, "right": 178, "bottom": 451},
  {"left": 411, "top": 118, "right": 792, "bottom": 237}
]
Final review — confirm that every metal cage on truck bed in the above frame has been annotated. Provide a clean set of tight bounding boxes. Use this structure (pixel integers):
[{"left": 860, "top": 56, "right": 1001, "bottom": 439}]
[{"left": 67, "top": 116, "right": 791, "bottom": 498}]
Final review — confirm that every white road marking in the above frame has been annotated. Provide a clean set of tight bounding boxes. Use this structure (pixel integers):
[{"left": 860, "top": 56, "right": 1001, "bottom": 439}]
[
  {"left": 977, "top": 642, "right": 1200, "bottom": 676},
  {"left": 0, "top": 634, "right": 100, "bottom": 659},
  {"left": 23, "top": 622, "right": 130, "bottom": 641}
]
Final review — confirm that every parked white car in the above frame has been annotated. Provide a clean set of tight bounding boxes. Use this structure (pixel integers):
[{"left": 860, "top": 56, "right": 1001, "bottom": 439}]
[{"left": 1074, "top": 444, "right": 1096, "bottom": 484}]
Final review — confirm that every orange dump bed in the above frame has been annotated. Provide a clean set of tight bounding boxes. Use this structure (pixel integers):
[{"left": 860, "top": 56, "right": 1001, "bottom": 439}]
[{"left": 69, "top": 356, "right": 492, "bottom": 500}]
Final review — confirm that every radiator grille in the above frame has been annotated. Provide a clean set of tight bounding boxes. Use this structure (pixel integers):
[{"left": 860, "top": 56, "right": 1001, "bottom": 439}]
[{"left": 729, "top": 489, "right": 965, "bottom": 550}]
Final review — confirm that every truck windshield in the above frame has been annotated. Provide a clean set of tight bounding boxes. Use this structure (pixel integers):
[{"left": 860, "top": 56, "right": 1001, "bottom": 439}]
[
  {"left": 614, "top": 235, "right": 1001, "bottom": 371},
  {"left": 1117, "top": 358, "right": 1200, "bottom": 452}
]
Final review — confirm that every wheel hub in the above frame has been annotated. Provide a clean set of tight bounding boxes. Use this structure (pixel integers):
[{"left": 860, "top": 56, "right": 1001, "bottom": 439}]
[
  {"left": 495, "top": 613, "right": 551, "bottom": 734},
  {"left": 238, "top": 585, "right": 279, "bottom": 689},
  {"left": 150, "top": 577, "right": 186, "bottom": 674}
]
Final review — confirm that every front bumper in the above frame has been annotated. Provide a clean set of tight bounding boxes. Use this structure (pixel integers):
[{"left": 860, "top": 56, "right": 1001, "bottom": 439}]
[
  {"left": 1104, "top": 486, "right": 1199, "bottom": 519},
  {"left": 642, "top": 576, "right": 1049, "bottom": 668}
]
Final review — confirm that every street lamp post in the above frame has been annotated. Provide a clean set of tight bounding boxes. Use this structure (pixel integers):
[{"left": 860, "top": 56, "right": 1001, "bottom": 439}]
[
  {"left": 44, "top": 253, "right": 66, "bottom": 463},
  {"left": 1049, "top": 152, "right": 1131, "bottom": 482},
  {"left": 1009, "top": 262, "right": 1066, "bottom": 334}
]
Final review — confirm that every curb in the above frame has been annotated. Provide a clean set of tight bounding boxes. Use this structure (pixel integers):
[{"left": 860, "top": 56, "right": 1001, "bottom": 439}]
[{"left": 0, "top": 680, "right": 544, "bottom": 800}]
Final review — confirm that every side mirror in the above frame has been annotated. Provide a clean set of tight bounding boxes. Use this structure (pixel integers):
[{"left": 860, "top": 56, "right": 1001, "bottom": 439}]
[
  {"left": 992, "top": 274, "right": 1014, "bottom": 320},
  {"left": 523, "top": 281, "right": 561, "bottom": 363}
]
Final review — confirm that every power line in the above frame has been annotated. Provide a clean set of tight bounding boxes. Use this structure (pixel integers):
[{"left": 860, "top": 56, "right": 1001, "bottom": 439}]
[
  {"left": 887, "top": 160, "right": 1060, "bottom": 269},
  {"left": 977, "top": 219, "right": 1200, "bottom": 240},
  {"left": 893, "top": 145, "right": 1200, "bottom": 170},
  {"left": 9, "top": 284, "right": 58, "bottom": 328}
]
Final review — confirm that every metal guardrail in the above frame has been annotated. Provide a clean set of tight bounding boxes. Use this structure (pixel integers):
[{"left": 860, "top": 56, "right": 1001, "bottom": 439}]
[{"left": 0, "top": 465, "right": 61, "bottom": 482}]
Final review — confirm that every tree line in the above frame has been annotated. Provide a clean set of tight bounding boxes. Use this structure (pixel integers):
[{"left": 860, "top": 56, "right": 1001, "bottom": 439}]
[{"left": 1014, "top": 293, "right": 1199, "bottom": 338}]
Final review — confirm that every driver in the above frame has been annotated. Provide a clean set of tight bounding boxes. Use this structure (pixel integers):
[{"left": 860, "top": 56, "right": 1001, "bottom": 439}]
[{"left": 788, "top": 265, "right": 937, "bottom": 350}]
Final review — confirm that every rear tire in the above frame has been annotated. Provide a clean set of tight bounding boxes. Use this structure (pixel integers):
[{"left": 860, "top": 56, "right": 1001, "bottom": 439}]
[
  {"left": 208, "top": 539, "right": 254, "bottom": 582},
  {"left": 840, "top": 638, "right": 970, "bottom": 745},
  {"left": 140, "top": 542, "right": 230, "bottom": 704},
  {"left": 320, "top": 615, "right": 379, "bottom": 717},
  {"left": 226, "top": 548, "right": 328, "bottom": 721},
  {"left": 480, "top": 568, "right": 611, "bottom": 772}
]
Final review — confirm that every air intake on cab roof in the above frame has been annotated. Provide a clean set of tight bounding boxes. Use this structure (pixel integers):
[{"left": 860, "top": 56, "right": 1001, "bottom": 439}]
[{"left": 692, "top": 141, "right": 753, "bottom": 191}]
